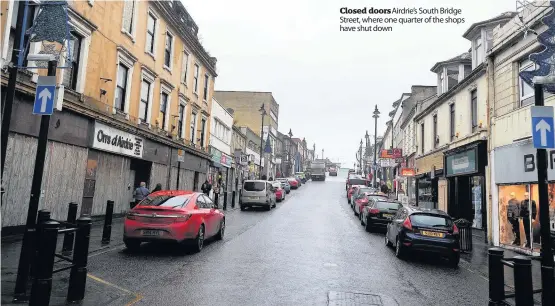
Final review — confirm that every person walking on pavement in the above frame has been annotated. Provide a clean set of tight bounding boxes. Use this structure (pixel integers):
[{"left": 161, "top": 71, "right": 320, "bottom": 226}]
[
  {"left": 133, "top": 182, "right": 150, "bottom": 206},
  {"left": 152, "top": 183, "right": 162, "bottom": 193},
  {"left": 201, "top": 180, "right": 212, "bottom": 196},
  {"left": 520, "top": 192, "right": 537, "bottom": 248},
  {"left": 507, "top": 192, "right": 521, "bottom": 246}
]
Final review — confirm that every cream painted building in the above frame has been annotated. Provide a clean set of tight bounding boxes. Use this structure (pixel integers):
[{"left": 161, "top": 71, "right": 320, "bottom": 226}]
[{"left": 488, "top": 2, "right": 555, "bottom": 253}]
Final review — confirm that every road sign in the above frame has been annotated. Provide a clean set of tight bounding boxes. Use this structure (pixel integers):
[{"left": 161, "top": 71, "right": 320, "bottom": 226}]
[
  {"left": 531, "top": 106, "right": 555, "bottom": 148},
  {"left": 33, "top": 76, "right": 56, "bottom": 115}
]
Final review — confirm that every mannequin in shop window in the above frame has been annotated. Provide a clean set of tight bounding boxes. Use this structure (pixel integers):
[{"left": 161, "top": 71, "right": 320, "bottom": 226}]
[
  {"left": 507, "top": 192, "right": 521, "bottom": 246},
  {"left": 520, "top": 192, "right": 537, "bottom": 248}
]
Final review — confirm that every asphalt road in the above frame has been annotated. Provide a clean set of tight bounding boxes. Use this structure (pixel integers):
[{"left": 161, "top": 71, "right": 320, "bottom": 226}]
[{"left": 86, "top": 174, "right": 489, "bottom": 306}]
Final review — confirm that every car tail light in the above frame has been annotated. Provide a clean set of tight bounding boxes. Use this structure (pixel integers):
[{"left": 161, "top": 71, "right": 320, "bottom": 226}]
[
  {"left": 402, "top": 217, "right": 413, "bottom": 230},
  {"left": 174, "top": 214, "right": 191, "bottom": 222},
  {"left": 453, "top": 224, "right": 459, "bottom": 235},
  {"left": 369, "top": 208, "right": 379, "bottom": 214},
  {"left": 126, "top": 212, "right": 137, "bottom": 220}
]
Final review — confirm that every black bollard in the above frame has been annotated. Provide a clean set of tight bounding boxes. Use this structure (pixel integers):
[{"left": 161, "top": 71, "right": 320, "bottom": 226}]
[
  {"left": 232, "top": 191, "right": 236, "bottom": 208},
  {"left": 488, "top": 248, "right": 505, "bottom": 305},
  {"left": 223, "top": 191, "right": 228, "bottom": 210},
  {"left": 67, "top": 217, "right": 92, "bottom": 302},
  {"left": 101, "top": 200, "right": 114, "bottom": 244},
  {"left": 29, "top": 221, "right": 59, "bottom": 306},
  {"left": 30, "top": 210, "right": 52, "bottom": 280},
  {"left": 62, "top": 202, "right": 78, "bottom": 255},
  {"left": 513, "top": 256, "right": 533, "bottom": 306},
  {"left": 214, "top": 193, "right": 219, "bottom": 207}
]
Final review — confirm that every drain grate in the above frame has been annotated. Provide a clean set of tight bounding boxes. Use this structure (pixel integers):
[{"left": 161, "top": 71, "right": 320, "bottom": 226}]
[{"left": 328, "top": 291, "right": 398, "bottom": 306}]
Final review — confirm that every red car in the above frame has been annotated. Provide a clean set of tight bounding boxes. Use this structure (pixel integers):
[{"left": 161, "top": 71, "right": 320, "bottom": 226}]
[
  {"left": 123, "top": 190, "right": 225, "bottom": 253},
  {"left": 288, "top": 178, "right": 299, "bottom": 189},
  {"left": 272, "top": 182, "right": 285, "bottom": 202},
  {"left": 353, "top": 192, "right": 388, "bottom": 216}
]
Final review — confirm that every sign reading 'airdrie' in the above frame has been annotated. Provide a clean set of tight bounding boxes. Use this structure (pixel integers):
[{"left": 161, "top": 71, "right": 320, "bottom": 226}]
[{"left": 92, "top": 122, "right": 144, "bottom": 158}]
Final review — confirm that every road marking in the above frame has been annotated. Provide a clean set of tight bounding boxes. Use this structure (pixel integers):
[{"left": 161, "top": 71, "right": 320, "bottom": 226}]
[
  {"left": 88, "top": 245, "right": 125, "bottom": 258},
  {"left": 87, "top": 273, "right": 143, "bottom": 305},
  {"left": 323, "top": 263, "right": 338, "bottom": 267}
]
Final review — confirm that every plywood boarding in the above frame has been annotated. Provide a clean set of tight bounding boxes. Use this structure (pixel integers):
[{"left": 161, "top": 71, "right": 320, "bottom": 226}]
[
  {"left": 92, "top": 151, "right": 133, "bottom": 216},
  {"left": 2, "top": 133, "right": 87, "bottom": 227},
  {"left": 415, "top": 151, "right": 444, "bottom": 175},
  {"left": 169, "top": 167, "right": 195, "bottom": 191},
  {"left": 150, "top": 162, "right": 169, "bottom": 190},
  {"left": 437, "top": 178, "right": 447, "bottom": 212}
]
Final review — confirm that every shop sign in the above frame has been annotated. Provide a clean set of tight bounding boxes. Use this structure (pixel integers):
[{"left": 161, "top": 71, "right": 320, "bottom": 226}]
[
  {"left": 275, "top": 158, "right": 282, "bottom": 164},
  {"left": 400, "top": 168, "right": 415, "bottom": 176},
  {"left": 221, "top": 153, "right": 232, "bottom": 168},
  {"left": 380, "top": 148, "right": 402, "bottom": 159},
  {"left": 445, "top": 148, "right": 477, "bottom": 177},
  {"left": 246, "top": 148, "right": 261, "bottom": 165},
  {"left": 379, "top": 158, "right": 396, "bottom": 167},
  {"left": 210, "top": 147, "right": 222, "bottom": 165},
  {"left": 494, "top": 141, "right": 555, "bottom": 184},
  {"left": 92, "top": 122, "right": 143, "bottom": 158},
  {"left": 177, "top": 149, "right": 185, "bottom": 162},
  {"left": 240, "top": 154, "right": 249, "bottom": 166}
]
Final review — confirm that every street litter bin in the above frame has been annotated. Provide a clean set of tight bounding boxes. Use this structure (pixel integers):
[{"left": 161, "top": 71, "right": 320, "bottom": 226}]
[{"left": 454, "top": 218, "right": 472, "bottom": 252}]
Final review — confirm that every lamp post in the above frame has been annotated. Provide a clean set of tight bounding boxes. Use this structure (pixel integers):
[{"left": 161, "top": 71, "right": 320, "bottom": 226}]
[
  {"left": 313, "top": 143, "right": 315, "bottom": 161},
  {"left": 365, "top": 130, "right": 370, "bottom": 176},
  {"left": 259, "top": 104, "right": 266, "bottom": 179},
  {"left": 373, "top": 105, "right": 380, "bottom": 187},
  {"left": 359, "top": 139, "right": 363, "bottom": 175},
  {"left": 287, "top": 129, "right": 293, "bottom": 176}
]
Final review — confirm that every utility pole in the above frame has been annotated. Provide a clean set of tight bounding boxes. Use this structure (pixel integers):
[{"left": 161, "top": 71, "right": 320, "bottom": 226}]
[
  {"left": 258, "top": 104, "right": 266, "bottom": 179},
  {"left": 373, "top": 106, "right": 380, "bottom": 188}
]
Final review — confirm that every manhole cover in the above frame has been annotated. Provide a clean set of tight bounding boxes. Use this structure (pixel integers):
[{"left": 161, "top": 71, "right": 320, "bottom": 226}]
[{"left": 328, "top": 291, "right": 398, "bottom": 306}]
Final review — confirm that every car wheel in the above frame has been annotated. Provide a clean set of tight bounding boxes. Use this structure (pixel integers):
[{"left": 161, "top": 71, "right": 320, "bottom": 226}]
[
  {"left": 124, "top": 239, "right": 141, "bottom": 252},
  {"left": 240, "top": 205, "right": 246, "bottom": 211},
  {"left": 215, "top": 219, "right": 225, "bottom": 240},
  {"left": 365, "top": 218, "right": 372, "bottom": 232},
  {"left": 265, "top": 204, "right": 271, "bottom": 211},
  {"left": 191, "top": 225, "right": 205, "bottom": 253},
  {"left": 360, "top": 214, "right": 365, "bottom": 225},
  {"left": 449, "top": 253, "right": 460, "bottom": 268},
  {"left": 384, "top": 235, "right": 392, "bottom": 247},
  {"left": 395, "top": 237, "right": 405, "bottom": 259},
  {"left": 272, "top": 201, "right": 276, "bottom": 208}
]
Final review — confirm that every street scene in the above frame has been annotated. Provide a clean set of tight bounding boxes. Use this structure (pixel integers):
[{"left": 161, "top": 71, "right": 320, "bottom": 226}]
[{"left": 1, "top": 0, "right": 555, "bottom": 305}]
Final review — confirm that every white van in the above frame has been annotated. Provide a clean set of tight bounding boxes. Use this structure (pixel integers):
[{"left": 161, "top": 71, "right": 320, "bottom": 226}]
[{"left": 240, "top": 180, "right": 276, "bottom": 211}]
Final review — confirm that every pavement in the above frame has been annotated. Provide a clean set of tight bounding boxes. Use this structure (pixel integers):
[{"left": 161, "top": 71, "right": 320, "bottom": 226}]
[{"left": 0, "top": 175, "right": 548, "bottom": 305}]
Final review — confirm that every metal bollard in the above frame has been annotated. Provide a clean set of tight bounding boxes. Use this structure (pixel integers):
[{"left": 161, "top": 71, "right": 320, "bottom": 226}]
[
  {"left": 101, "top": 200, "right": 114, "bottom": 244},
  {"left": 30, "top": 210, "right": 52, "bottom": 280},
  {"left": 29, "top": 221, "right": 60, "bottom": 306},
  {"left": 62, "top": 202, "right": 78, "bottom": 254},
  {"left": 67, "top": 217, "right": 92, "bottom": 302},
  {"left": 513, "top": 256, "right": 533, "bottom": 306},
  {"left": 223, "top": 191, "right": 228, "bottom": 210},
  {"left": 231, "top": 191, "right": 236, "bottom": 208},
  {"left": 214, "top": 193, "right": 219, "bottom": 207},
  {"left": 488, "top": 248, "right": 505, "bottom": 305}
]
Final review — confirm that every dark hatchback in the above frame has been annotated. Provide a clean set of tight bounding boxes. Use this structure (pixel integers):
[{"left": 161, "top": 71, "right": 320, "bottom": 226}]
[
  {"left": 385, "top": 206, "right": 460, "bottom": 267},
  {"left": 361, "top": 199, "right": 403, "bottom": 232}
]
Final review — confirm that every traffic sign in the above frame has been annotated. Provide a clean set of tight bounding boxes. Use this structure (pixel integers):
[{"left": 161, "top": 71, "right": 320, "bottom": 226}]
[
  {"left": 531, "top": 106, "right": 555, "bottom": 149},
  {"left": 33, "top": 76, "right": 56, "bottom": 115}
]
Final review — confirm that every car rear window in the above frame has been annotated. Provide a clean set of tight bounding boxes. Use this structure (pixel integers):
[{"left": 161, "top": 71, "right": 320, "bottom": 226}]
[
  {"left": 375, "top": 201, "right": 402, "bottom": 210},
  {"left": 410, "top": 214, "right": 453, "bottom": 227},
  {"left": 358, "top": 188, "right": 373, "bottom": 194},
  {"left": 349, "top": 178, "right": 367, "bottom": 185},
  {"left": 244, "top": 182, "right": 266, "bottom": 191},
  {"left": 139, "top": 195, "right": 192, "bottom": 208}
]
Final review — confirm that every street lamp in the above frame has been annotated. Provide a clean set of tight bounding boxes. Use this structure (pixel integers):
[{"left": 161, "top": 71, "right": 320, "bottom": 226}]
[
  {"left": 288, "top": 129, "right": 293, "bottom": 176},
  {"left": 359, "top": 139, "right": 363, "bottom": 175},
  {"left": 372, "top": 105, "right": 380, "bottom": 187},
  {"left": 259, "top": 104, "right": 266, "bottom": 179}
]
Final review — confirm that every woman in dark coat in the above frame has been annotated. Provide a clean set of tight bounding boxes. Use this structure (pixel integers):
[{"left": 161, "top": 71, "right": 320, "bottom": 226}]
[{"left": 152, "top": 183, "right": 162, "bottom": 193}]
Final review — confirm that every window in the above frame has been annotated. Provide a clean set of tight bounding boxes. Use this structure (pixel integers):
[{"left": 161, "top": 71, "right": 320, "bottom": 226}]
[
  {"left": 190, "top": 111, "right": 197, "bottom": 144},
  {"left": 471, "top": 89, "right": 478, "bottom": 133},
  {"left": 193, "top": 64, "right": 200, "bottom": 93},
  {"left": 450, "top": 104, "right": 456, "bottom": 141},
  {"left": 446, "top": 66, "right": 459, "bottom": 91},
  {"left": 138, "top": 194, "right": 192, "bottom": 208},
  {"left": 182, "top": 51, "right": 189, "bottom": 84},
  {"left": 62, "top": 32, "right": 82, "bottom": 90},
  {"left": 164, "top": 31, "right": 173, "bottom": 68},
  {"left": 520, "top": 59, "right": 536, "bottom": 106},
  {"left": 139, "top": 79, "right": 151, "bottom": 122},
  {"left": 433, "top": 115, "right": 438, "bottom": 148},
  {"left": 438, "top": 71, "right": 444, "bottom": 95},
  {"left": 122, "top": 0, "right": 136, "bottom": 35},
  {"left": 160, "top": 92, "right": 168, "bottom": 129},
  {"left": 486, "top": 29, "right": 494, "bottom": 51},
  {"left": 203, "top": 74, "right": 209, "bottom": 101},
  {"left": 178, "top": 103, "right": 185, "bottom": 138},
  {"left": 474, "top": 36, "right": 484, "bottom": 66},
  {"left": 115, "top": 65, "right": 129, "bottom": 112},
  {"left": 146, "top": 12, "right": 156, "bottom": 54},
  {"left": 200, "top": 117, "right": 206, "bottom": 147},
  {"left": 420, "top": 123, "right": 425, "bottom": 154}
]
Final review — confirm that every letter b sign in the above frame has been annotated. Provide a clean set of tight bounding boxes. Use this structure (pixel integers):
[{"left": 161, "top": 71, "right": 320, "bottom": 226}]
[{"left": 524, "top": 154, "right": 535, "bottom": 172}]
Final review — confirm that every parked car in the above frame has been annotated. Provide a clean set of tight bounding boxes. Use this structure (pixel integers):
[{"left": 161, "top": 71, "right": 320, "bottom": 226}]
[
  {"left": 287, "top": 177, "right": 299, "bottom": 189},
  {"left": 353, "top": 192, "right": 389, "bottom": 216},
  {"left": 350, "top": 187, "right": 376, "bottom": 208},
  {"left": 329, "top": 167, "right": 338, "bottom": 176},
  {"left": 294, "top": 176, "right": 303, "bottom": 186},
  {"left": 361, "top": 199, "right": 403, "bottom": 232},
  {"left": 276, "top": 178, "right": 291, "bottom": 193},
  {"left": 240, "top": 180, "right": 277, "bottom": 211},
  {"left": 346, "top": 175, "right": 367, "bottom": 192},
  {"left": 296, "top": 172, "right": 307, "bottom": 183},
  {"left": 272, "top": 182, "right": 286, "bottom": 202},
  {"left": 123, "top": 190, "right": 224, "bottom": 253},
  {"left": 385, "top": 206, "right": 460, "bottom": 267},
  {"left": 347, "top": 185, "right": 366, "bottom": 204}
]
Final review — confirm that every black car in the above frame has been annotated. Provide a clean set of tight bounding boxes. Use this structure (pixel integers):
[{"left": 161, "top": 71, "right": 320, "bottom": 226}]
[
  {"left": 361, "top": 199, "right": 403, "bottom": 232},
  {"left": 385, "top": 206, "right": 460, "bottom": 267}
]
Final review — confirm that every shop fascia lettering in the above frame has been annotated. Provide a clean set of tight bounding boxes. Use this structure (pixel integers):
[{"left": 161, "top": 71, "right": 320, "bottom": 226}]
[
  {"left": 92, "top": 122, "right": 144, "bottom": 158},
  {"left": 494, "top": 141, "right": 555, "bottom": 184}
]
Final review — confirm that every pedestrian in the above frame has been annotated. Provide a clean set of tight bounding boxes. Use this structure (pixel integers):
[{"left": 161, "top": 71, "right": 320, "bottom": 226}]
[
  {"left": 269, "top": 176, "right": 274, "bottom": 181},
  {"left": 152, "top": 183, "right": 162, "bottom": 193},
  {"left": 201, "top": 180, "right": 212, "bottom": 196},
  {"left": 133, "top": 182, "right": 150, "bottom": 206},
  {"left": 213, "top": 183, "right": 220, "bottom": 206},
  {"left": 261, "top": 174, "right": 267, "bottom": 180}
]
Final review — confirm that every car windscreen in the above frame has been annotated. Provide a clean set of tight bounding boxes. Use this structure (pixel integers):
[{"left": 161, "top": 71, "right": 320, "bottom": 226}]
[
  {"left": 375, "top": 201, "right": 402, "bottom": 210},
  {"left": 410, "top": 214, "right": 453, "bottom": 228},
  {"left": 139, "top": 195, "right": 192, "bottom": 208},
  {"left": 244, "top": 182, "right": 266, "bottom": 191},
  {"left": 349, "top": 179, "right": 366, "bottom": 185}
]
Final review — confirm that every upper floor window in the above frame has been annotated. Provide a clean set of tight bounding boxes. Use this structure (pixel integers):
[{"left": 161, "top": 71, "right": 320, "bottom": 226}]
[
  {"left": 450, "top": 104, "right": 456, "bottom": 141},
  {"left": 115, "top": 65, "right": 129, "bottom": 112},
  {"left": 471, "top": 89, "right": 478, "bottom": 133},
  {"left": 62, "top": 32, "right": 82, "bottom": 91},
  {"left": 122, "top": 0, "right": 136, "bottom": 36},
  {"left": 114, "top": 49, "right": 136, "bottom": 115},
  {"left": 178, "top": 103, "right": 185, "bottom": 138},
  {"left": 146, "top": 12, "right": 157, "bottom": 54},
  {"left": 182, "top": 51, "right": 189, "bottom": 84},
  {"left": 446, "top": 66, "right": 459, "bottom": 91},
  {"left": 519, "top": 58, "right": 554, "bottom": 107},
  {"left": 190, "top": 111, "right": 198, "bottom": 144},
  {"left": 433, "top": 115, "right": 438, "bottom": 148},
  {"left": 420, "top": 123, "right": 425, "bottom": 154},
  {"left": 193, "top": 64, "right": 200, "bottom": 93},
  {"left": 438, "top": 71, "right": 444, "bottom": 95},
  {"left": 139, "top": 79, "right": 151, "bottom": 122},
  {"left": 203, "top": 74, "right": 209, "bottom": 101},
  {"left": 160, "top": 92, "right": 169, "bottom": 130},
  {"left": 164, "top": 32, "right": 173, "bottom": 69},
  {"left": 474, "top": 36, "right": 484, "bottom": 67},
  {"left": 200, "top": 117, "right": 207, "bottom": 147}
]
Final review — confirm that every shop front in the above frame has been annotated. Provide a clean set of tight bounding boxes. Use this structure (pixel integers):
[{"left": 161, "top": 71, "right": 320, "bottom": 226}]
[
  {"left": 493, "top": 140, "right": 555, "bottom": 253},
  {"left": 246, "top": 148, "right": 261, "bottom": 179},
  {"left": 415, "top": 151, "right": 445, "bottom": 209},
  {"left": 444, "top": 140, "right": 488, "bottom": 234}
]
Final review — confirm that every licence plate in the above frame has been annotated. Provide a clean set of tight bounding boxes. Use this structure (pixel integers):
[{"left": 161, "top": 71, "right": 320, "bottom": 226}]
[
  {"left": 382, "top": 213, "right": 394, "bottom": 219},
  {"left": 142, "top": 230, "right": 160, "bottom": 236},
  {"left": 421, "top": 231, "right": 444, "bottom": 238},
  {"left": 250, "top": 196, "right": 259, "bottom": 200}
]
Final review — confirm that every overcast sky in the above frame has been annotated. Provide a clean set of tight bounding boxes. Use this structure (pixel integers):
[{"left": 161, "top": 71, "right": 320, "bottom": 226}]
[{"left": 183, "top": 0, "right": 516, "bottom": 168}]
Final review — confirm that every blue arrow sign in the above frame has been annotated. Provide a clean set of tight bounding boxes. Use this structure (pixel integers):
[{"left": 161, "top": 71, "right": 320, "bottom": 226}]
[
  {"left": 531, "top": 106, "right": 555, "bottom": 149},
  {"left": 33, "top": 76, "right": 56, "bottom": 115}
]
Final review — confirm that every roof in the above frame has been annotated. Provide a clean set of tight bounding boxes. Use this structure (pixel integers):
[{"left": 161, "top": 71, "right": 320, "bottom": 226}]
[
  {"left": 430, "top": 52, "right": 471, "bottom": 73},
  {"left": 462, "top": 11, "right": 517, "bottom": 39},
  {"left": 406, "top": 205, "right": 450, "bottom": 217}
]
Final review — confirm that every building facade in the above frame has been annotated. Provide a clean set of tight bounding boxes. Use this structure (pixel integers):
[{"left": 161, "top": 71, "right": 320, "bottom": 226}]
[
  {"left": 231, "top": 125, "right": 247, "bottom": 196},
  {"left": 209, "top": 98, "right": 233, "bottom": 203},
  {"left": 240, "top": 126, "right": 262, "bottom": 179},
  {"left": 1, "top": 0, "right": 216, "bottom": 228}
]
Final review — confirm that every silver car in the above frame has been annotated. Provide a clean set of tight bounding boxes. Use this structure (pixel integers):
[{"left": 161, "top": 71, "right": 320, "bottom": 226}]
[{"left": 240, "top": 180, "right": 277, "bottom": 211}]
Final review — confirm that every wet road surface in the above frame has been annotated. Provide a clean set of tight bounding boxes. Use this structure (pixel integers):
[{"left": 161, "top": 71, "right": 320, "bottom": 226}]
[{"left": 86, "top": 175, "right": 489, "bottom": 306}]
